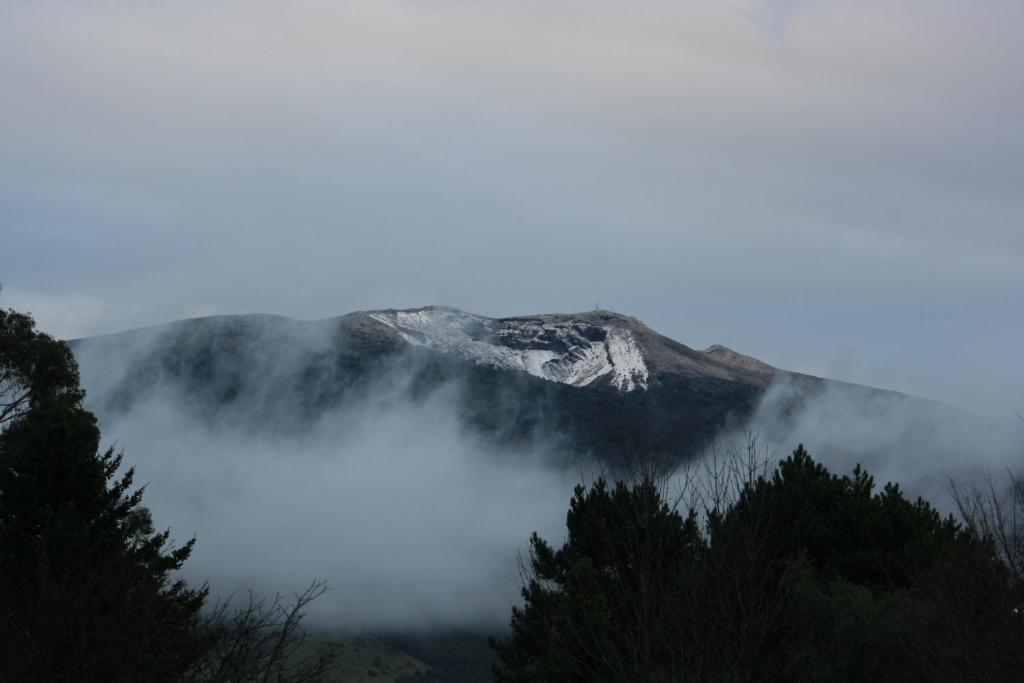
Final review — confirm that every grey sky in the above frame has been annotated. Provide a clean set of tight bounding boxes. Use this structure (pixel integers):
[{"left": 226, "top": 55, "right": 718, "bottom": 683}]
[{"left": 2, "top": 0, "right": 1022, "bottom": 416}]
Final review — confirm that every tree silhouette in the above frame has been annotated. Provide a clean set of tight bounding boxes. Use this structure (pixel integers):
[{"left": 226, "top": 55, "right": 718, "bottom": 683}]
[
  {"left": 0, "top": 306, "right": 210, "bottom": 680},
  {"left": 0, "top": 305, "right": 332, "bottom": 681},
  {"left": 494, "top": 444, "right": 1022, "bottom": 680}
]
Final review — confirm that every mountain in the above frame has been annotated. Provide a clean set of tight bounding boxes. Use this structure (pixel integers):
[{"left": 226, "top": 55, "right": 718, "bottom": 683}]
[
  {"left": 364, "top": 307, "right": 775, "bottom": 393},
  {"left": 67, "top": 306, "right": 989, "bottom": 467}
]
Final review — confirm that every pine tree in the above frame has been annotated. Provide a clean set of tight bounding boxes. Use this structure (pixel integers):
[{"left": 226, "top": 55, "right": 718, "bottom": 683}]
[
  {"left": 0, "top": 307, "right": 209, "bottom": 681},
  {"left": 492, "top": 477, "right": 704, "bottom": 682},
  {"left": 493, "top": 445, "right": 1011, "bottom": 680}
]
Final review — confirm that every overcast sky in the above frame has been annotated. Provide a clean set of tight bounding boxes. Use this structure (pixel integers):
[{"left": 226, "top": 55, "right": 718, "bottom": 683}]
[{"left": 2, "top": 0, "right": 1022, "bottom": 417}]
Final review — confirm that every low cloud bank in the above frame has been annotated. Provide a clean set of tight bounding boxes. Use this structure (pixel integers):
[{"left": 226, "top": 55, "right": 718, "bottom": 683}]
[
  {"left": 89, "top": 379, "right": 575, "bottom": 631},
  {"left": 74, "top": 317, "right": 1024, "bottom": 631},
  {"left": 733, "top": 374, "right": 1024, "bottom": 511}
]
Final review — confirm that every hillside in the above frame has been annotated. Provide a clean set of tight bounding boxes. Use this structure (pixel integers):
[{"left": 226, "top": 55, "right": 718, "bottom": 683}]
[{"left": 69, "top": 306, "right": 945, "bottom": 465}]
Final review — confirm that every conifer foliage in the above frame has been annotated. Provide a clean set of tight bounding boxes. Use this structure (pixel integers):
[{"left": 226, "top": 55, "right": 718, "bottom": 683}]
[
  {"left": 494, "top": 445, "right": 1024, "bottom": 681},
  {"left": 0, "top": 305, "right": 333, "bottom": 681},
  {"left": 0, "top": 307, "right": 209, "bottom": 680}
]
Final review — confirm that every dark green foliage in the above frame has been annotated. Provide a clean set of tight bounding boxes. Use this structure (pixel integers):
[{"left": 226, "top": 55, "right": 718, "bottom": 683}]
[
  {"left": 0, "top": 307, "right": 209, "bottom": 680},
  {"left": 0, "top": 306, "right": 334, "bottom": 681},
  {"left": 494, "top": 444, "right": 1022, "bottom": 681},
  {"left": 493, "top": 478, "right": 705, "bottom": 682},
  {"left": 712, "top": 445, "right": 959, "bottom": 589},
  {"left": 0, "top": 306, "right": 83, "bottom": 427}
]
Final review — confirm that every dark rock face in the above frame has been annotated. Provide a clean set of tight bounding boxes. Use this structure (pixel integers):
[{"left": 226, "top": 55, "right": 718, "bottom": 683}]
[{"left": 495, "top": 319, "right": 607, "bottom": 353}]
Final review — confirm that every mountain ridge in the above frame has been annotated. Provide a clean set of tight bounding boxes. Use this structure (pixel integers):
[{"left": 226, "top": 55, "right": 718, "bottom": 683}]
[
  {"left": 67, "top": 305, "right": 966, "bottom": 465},
  {"left": 72, "top": 305, "right": 780, "bottom": 393}
]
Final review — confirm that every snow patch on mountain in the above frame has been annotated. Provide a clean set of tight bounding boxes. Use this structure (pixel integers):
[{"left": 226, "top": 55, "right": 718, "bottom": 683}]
[
  {"left": 368, "top": 308, "right": 648, "bottom": 392},
  {"left": 606, "top": 328, "right": 648, "bottom": 392}
]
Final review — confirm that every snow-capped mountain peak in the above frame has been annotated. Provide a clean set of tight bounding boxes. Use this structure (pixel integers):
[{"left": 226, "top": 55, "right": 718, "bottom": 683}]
[{"left": 367, "top": 307, "right": 649, "bottom": 392}]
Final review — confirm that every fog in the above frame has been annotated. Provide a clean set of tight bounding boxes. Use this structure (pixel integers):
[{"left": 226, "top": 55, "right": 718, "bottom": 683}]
[
  {"left": 94, "top": 385, "right": 574, "bottom": 630},
  {"left": 99, "top": 366, "right": 1021, "bottom": 631},
  {"left": 730, "top": 374, "right": 1024, "bottom": 512},
  {"left": 66, "top": 308, "right": 1023, "bottom": 632},
  {"left": 88, "top": 388, "right": 1020, "bottom": 630},
  {"left": 73, "top": 321, "right": 580, "bottom": 631}
]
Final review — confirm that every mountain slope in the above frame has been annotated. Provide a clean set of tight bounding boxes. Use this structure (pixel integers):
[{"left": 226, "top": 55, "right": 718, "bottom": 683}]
[
  {"left": 67, "top": 306, "right": 949, "bottom": 464},
  {"left": 365, "top": 307, "right": 775, "bottom": 392}
]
